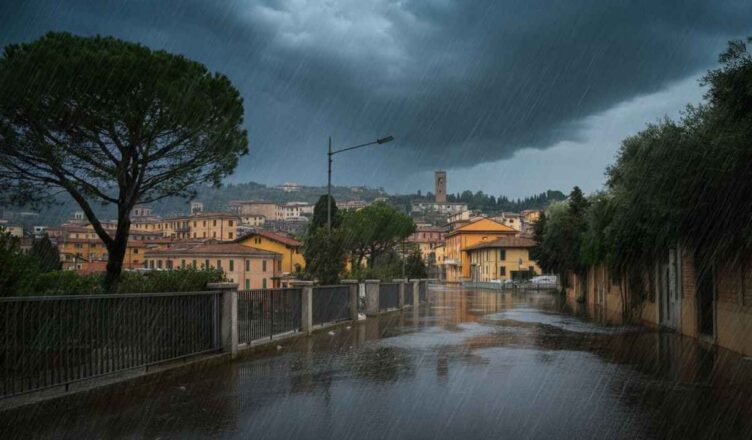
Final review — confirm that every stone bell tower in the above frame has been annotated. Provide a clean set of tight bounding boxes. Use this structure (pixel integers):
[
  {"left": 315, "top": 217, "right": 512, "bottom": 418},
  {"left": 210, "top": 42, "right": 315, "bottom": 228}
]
[{"left": 435, "top": 170, "right": 447, "bottom": 203}]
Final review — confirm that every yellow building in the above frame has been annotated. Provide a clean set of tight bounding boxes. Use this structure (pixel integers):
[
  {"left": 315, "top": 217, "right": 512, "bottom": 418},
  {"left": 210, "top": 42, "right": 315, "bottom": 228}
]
[
  {"left": 131, "top": 211, "right": 239, "bottom": 241},
  {"left": 144, "top": 242, "right": 281, "bottom": 289},
  {"left": 464, "top": 236, "right": 541, "bottom": 281},
  {"left": 444, "top": 217, "right": 517, "bottom": 282},
  {"left": 235, "top": 229, "right": 305, "bottom": 274}
]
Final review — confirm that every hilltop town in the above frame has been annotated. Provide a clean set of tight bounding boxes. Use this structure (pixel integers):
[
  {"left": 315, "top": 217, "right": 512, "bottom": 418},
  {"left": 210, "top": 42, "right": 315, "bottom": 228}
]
[{"left": 0, "top": 171, "right": 564, "bottom": 289}]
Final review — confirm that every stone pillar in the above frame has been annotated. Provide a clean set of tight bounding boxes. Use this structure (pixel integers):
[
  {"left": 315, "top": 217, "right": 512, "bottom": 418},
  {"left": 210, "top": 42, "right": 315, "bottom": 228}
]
[
  {"left": 410, "top": 279, "right": 420, "bottom": 305},
  {"left": 207, "top": 282, "right": 238, "bottom": 358},
  {"left": 292, "top": 281, "right": 314, "bottom": 335},
  {"left": 365, "top": 279, "right": 380, "bottom": 317},
  {"left": 393, "top": 278, "right": 406, "bottom": 308},
  {"left": 342, "top": 279, "right": 360, "bottom": 321}
]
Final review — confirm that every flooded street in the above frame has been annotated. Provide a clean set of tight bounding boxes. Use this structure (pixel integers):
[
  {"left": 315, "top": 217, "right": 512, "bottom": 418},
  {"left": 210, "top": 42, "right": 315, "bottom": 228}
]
[{"left": 4, "top": 285, "right": 752, "bottom": 439}]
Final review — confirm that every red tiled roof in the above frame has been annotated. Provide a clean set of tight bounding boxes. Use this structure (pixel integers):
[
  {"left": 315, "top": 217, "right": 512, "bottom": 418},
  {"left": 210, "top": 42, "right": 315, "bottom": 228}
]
[
  {"left": 145, "top": 242, "right": 280, "bottom": 258},
  {"left": 462, "top": 236, "right": 536, "bottom": 251},
  {"left": 236, "top": 229, "right": 302, "bottom": 247}
]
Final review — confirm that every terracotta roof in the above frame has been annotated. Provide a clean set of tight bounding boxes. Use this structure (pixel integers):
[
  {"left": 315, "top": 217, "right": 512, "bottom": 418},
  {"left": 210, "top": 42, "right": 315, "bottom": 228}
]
[
  {"left": 145, "top": 242, "right": 280, "bottom": 258},
  {"left": 462, "top": 236, "right": 537, "bottom": 251},
  {"left": 236, "top": 229, "right": 302, "bottom": 247}
]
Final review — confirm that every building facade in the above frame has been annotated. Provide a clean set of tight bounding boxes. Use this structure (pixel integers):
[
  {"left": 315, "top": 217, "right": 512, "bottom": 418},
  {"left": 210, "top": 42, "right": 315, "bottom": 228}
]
[
  {"left": 464, "top": 236, "right": 541, "bottom": 281},
  {"left": 435, "top": 170, "right": 447, "bottom": 203},
  {"left": 235, "top": 229, "right": 305, "bottom": 274},
  {"left": 444, "top": 217, "right": 518, "bottom": 282},
  {"left": 144, "top": 242, "right": 281, "bottom": 289}
]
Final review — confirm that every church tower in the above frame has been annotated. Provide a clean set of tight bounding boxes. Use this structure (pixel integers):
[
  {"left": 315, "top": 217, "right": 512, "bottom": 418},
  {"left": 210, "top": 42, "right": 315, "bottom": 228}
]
[{"left": 435, "top": 170, "right": 447, "bottom": 203}]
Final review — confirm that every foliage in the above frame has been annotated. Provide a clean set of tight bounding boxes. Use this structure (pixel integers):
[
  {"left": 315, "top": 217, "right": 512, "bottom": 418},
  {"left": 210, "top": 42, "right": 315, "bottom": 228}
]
[
  {"left": 9, "top": 268, "right": 226, "bottom": 296},
  {"left": 303, "top": 227, "right": 348, "bottom": 285},
  {"left": 532, "top": 188, "right": 588, "bottom": 287},
  {"left": 0, "top": 229, "right": 39, "bottom": 296},
  {"left": 29, "top": 235, "right": 62, "bottom": 272},
  {"left": 310, "top": 194, "right": 342, "bottom": 232},
  {"left": 404, "top": 250, "right": 428, "bottom": 279},
  {"left": 0, "top": 32, "right": 248, "bottom": 286},
  {"left": 341, "top": 201, "right": 416, "bottom": 268},
  {"left": 531, "top": 38, "right": 752, "bottom": 317}
]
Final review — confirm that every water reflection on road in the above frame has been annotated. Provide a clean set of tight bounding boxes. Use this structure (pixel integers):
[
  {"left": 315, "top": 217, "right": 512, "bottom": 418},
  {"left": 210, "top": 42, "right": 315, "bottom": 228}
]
[{"left": 4, "top": 285, "right": 752, "bottom": 439}]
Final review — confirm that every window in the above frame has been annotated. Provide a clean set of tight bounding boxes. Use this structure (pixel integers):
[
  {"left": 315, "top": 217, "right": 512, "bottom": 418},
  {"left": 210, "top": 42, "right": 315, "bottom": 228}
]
[
  {"left": 529, "top": 266, "right": 535, "bottom": 273},
  {"left": 229, "top": 260, "right": 234, "bottom": 271},
  {"left": 217, "top": 259, "right": 222, "bottom": 270},
  {"left": 194, "top": 221, "right": 197, "bottom": 227},
  {"left": 149, "top": 260, "right": 154, "bottom": 269},
  {"left": 192, "top": 260, "right": 197, "bottom": 269},
  {"left": 499, "top": 266, "right": 506, "bottom": 276},
  {"left": 262, "top": 278, "right": 267, "bottom": 289},
  {"left": 166, "top": 260, "right": 173, "bottom": 269},
  {"left": 229, "top": 220, "right": 234, "bottom": 227},
  {"left": 245, "top": 279, "right": 250, "bottom": 289},
  {"left": 133, "top": 248, "right": 138, "bottom": 254},
  {"left": 229, "top": 232, "right": 234, "bottom": 239},
  {"left": 212, "top": 232, "right": 216, "bottom": 238},
  {"left": 245, "top": 260, "right": 250, "bottom": 271},
  {"left": 278, "top": 260, "right": 282, "bottom": 271},
  {"left": 499, "top": 249, "right": 506, "bottom": 260},
  {"left": 158, "top": 260, "right": 163, "bottom": 269},
  {"left": 263, "top": 260, "right": 268, "bottom": 272},
  {"left": 203, "top": 220, "right": 206, "bottom": 227},
  {"left": 205, "top": 259, "right": 210, "bottom": 269},
  {"left": 213, "top": 220, "right": 217, "bottom": 226},
  {"left": 181, "top": 259, "right": 186, "bottom": 269}
]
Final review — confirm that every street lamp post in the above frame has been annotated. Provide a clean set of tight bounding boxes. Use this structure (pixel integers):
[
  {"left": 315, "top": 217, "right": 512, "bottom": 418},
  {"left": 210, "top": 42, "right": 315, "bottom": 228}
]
[{"left": 327, "top": 135, "right": 394, "bottom": 231}]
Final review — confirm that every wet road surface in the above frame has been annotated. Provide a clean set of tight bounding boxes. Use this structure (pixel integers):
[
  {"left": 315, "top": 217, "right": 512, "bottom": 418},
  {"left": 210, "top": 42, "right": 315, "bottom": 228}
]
[{"left": 4, "top": 285, "right": 752, "bottom": 439}]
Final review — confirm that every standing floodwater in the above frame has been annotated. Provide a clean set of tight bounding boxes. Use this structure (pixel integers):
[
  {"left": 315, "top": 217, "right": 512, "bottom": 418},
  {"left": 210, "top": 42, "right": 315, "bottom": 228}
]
[{"left": 3, "top": 285, "right": 752, "bottom": 439}]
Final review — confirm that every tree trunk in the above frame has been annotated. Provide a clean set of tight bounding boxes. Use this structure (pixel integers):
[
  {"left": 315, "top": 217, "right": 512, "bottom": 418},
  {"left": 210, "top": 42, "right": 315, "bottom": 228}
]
[{"left": 104, "top": 213, "right": 131, "bottom": 291}]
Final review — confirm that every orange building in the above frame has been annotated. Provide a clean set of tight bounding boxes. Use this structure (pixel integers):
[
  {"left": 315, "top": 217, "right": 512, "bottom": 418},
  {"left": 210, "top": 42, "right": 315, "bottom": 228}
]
[
  {"left": 144, "top": 242, "right": 281, "bottom": 289},
  {"left": 51, "top": 224, "right": 168, "bottom": 274},
  {"left": 443, "top": 217, "right": 517, "bottom": 282}
]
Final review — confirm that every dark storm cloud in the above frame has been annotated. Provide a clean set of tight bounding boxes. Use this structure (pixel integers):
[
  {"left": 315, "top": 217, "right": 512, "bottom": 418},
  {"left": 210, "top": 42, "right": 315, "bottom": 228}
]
[{"left": 1, "top": 0, "right": 751, "bottom": 185}]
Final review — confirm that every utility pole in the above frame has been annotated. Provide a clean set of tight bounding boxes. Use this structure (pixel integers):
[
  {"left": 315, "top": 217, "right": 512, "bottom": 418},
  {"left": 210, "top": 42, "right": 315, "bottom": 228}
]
[{"left": 326, "top": 135, "right": 394, "bottom": 231}]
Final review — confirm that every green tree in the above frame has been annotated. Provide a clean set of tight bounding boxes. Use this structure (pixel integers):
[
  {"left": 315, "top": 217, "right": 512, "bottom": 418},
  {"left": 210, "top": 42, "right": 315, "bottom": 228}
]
[
  {"left": 303, "top": 227, "right": 347, "bottom": 284},
  {"left": 0, "top": 32, "right": 248, "bottom": 288},
  {"left": 404, "top": 250, "right": 428, "bottom": 278},
  {"left": 29, "top": 235, "right": 62, "bottom": 272},
  {"left": 0, "top": 228, "right": 38, "bottom": 296},
  {"left": 310, "top": 194, "right": 341, "bottom": 232},
  {"left": 341, "top": 201, "right": 416, "bottom": 268}
]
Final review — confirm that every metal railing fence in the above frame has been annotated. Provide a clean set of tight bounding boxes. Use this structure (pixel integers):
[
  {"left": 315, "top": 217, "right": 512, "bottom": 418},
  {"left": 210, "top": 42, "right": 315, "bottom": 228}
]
[
  {"left": 404, "top": 283, "right": 414, "bottom": 306},
  {"left": 312, "top": 285, "right": 351, "bottom": 326},
  {"left": 419, "top": 281, "right": 428, "bottom": 303},
  {"left": 379, "top": 283, "right": 400, "bottom": 310},
  {"left": 0, "top": 291, "right": 220, "bottom": 398},
  {"left": 237, "top": 288, "right": 302, "bottom": 343}
]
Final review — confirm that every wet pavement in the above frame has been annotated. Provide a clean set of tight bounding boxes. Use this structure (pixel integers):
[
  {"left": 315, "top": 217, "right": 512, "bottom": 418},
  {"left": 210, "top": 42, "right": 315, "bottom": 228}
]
[{"left": 4, "top": 285, "right": 752, "bottom": 439}]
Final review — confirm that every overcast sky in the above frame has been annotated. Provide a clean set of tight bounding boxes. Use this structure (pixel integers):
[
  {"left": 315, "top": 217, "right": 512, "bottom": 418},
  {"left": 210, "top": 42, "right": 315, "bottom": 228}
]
[{"left": 2, "top": 1, "right": 751, "bottom": 198}]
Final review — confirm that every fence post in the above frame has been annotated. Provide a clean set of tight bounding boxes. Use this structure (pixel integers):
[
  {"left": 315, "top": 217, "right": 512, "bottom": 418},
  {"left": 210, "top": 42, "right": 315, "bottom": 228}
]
[
  {"left": 393, "top": 279, "right": 406, "bottom": 308},
  {"left": 365, "top": 279, "right": 380, "bottom": 317},
  {"left": 341, "top": 279, "right": 360, "bottom": 321},
  {"left": 410, "top": 279, "right": 420, "bottom": 305},
  {"left": 207, "top": 282, "right": 238, "bottom": 359},
  {"left": 291, "top": 281, "right": 314, "bottom": 335}
]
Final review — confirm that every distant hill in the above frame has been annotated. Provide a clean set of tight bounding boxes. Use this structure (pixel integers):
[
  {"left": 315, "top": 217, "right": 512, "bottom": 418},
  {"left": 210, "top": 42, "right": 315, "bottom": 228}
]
[{"left": 1, "top": 182, "right": 564, "bottom": 228}]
